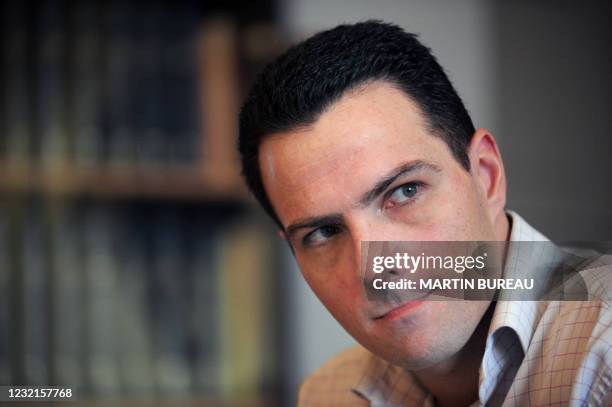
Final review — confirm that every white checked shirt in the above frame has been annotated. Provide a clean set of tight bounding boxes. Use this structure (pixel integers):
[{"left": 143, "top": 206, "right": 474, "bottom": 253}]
[{"left": 297, "top": 212, "right": 612, "bottom": 406}]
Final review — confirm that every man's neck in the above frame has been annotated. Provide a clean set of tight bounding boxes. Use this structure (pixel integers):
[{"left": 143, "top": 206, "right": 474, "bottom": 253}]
[
  {"left": 413, "top": 301, "right": 496, "bottom": 407},
  {"left": 412, "top": 214, "right": 510, "bottom": 406},
  {"left": 497, "top": 210, "right": 512, "bottom": 242}
]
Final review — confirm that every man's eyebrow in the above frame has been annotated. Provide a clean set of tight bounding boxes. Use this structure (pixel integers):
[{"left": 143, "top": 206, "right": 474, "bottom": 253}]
[
  {"left": 285, "top": 214, "right": 343, "bottom": 240},
  {"left": 283, "top": 160, "right": 439, "bottom": 239},
  {"left": 358, "top": 160, "right": 441, "bottom": 207}
]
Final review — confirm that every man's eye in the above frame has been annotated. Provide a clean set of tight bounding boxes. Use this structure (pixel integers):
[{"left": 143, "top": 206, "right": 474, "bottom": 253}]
[
  {"left": 303, "top": 225, "right": 340, "bottom": 247},
  {"left": 386, "top": 182, "right": 422, "bottom": 207}
]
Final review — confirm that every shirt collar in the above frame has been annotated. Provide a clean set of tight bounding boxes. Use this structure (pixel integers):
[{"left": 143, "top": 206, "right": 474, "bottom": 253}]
[{"left": 487, "top": 210, "right": 550, "bottom": 353}]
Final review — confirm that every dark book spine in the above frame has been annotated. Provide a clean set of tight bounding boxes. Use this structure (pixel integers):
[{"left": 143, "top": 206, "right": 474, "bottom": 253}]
[
  {"left": 114, "top": 209, "right": 154, "bottom": 394},
  {"left": 35, "top": 0, "right": 69, "bottom": 168},
  {"left": 150, "top": 209, "right": 191, "bottom": 395},
  {"left": 0, "top": 208, "right": 12, "bottom": 384},
  {"left": 187, "top": 217, "right": 220, "bottom": 395},
  {"left": 84, "top": 205, "right": 120, "bottom": 396},
  {"left": 133, "top": 1, "right": 165, "bottom": 167},
  {"left": 161, "top": 2, "right": 202, "bottom": 166},
  {"left": 70, "top": 0, "right": 104, "bottom": 167},
  {"left": 103, "top": 1, "right": 136, "bottom": 167},
  {"left": 2, "top": 1, "right": 34, "bottom": 165},
  {"left": 49, "top": 204, "right": 84, "bottom": 389},
  {"left": 21, "top": 200, "right": 50, "bottom": 385}
]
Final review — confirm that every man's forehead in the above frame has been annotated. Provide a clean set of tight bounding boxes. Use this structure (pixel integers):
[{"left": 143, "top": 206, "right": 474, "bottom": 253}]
[
  {"left": 261, "top": 128, "right": 393, "bottom": 188},
  {"left": 258, "top": 81, "right": 446, "bottom": 223},
  {"left": 260, "top": 82, "right": 430, "bottom": 180}
]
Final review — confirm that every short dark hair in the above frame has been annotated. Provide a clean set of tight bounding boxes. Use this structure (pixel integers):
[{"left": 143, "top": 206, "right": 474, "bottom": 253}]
[{"left": 238, "top": 20, "right": 475, "bottom": 228}]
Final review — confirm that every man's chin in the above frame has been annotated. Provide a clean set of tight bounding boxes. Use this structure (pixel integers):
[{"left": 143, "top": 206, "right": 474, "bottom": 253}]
[
  {"left": 361, "top": 333, "right": 453, "bottom": 370},
  {"left": 392, "top": 348, "right": 450, "bottom": 370}
]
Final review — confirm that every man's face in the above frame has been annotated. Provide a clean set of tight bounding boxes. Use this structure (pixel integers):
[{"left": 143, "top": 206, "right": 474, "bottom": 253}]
[{"left": 259, "top": 81, "right": 500, "bottom": 369}]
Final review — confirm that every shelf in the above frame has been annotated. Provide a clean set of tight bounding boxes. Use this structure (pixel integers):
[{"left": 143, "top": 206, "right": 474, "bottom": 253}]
[{"left": 0, "top": 162, "right": 248, "bottom": 201}]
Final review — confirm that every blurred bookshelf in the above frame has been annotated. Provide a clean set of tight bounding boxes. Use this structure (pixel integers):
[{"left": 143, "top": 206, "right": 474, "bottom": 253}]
[
  {"left": 0, "top": 164, "right": 246, "bottom": 200},
  {"left": 0, "top": 0, "right": 285, "bottom": 406}
]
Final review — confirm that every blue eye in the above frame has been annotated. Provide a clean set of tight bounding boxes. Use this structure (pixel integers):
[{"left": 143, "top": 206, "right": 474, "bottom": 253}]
[
  {"left": 303, "top": 224, "right": 340, "bottom": 246},
  {"left": 387, "top": 182, "right": 421, "bottom": 206}
]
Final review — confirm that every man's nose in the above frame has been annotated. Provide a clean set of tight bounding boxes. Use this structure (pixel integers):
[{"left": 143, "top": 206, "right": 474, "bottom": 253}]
[
  {"left": 346, "top": 216, "right": 419, "bottom": 302},
  {"left": 345, "top": 216, "right": 391, "bottom": 279},
  {"left": 346, "top": 216, "right": 374, "bottom": 267},
  {"left": 347, "top": 214, "right": 409, "bottom": 258}
]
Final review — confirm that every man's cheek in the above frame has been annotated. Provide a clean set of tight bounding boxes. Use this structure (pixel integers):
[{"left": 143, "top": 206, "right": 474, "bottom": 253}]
[
  {"left": 323, "top": 295, "right": 363, "bottom": 332},
  {"left": 296, "top": 244, "right": 346, "bottom": 271},
  {"left": 383, "top": 218, "right": 449, "bottom": 241},
  {"left": 383, "top": 195, "right": 450, "bottom": 235},
  {"left": 307, "top": 273, "right": 361, "bottom": 314}
]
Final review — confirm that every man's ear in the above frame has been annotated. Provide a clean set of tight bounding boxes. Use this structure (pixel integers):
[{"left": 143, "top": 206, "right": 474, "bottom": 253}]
[{"left": 468, "top": 128, "right": 507, "bottom": 220}]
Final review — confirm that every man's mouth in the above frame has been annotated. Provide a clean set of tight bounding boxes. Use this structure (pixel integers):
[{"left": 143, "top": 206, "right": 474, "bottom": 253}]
[{"left": 372, "top": 291, "right": 431, "bottom": 321}]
